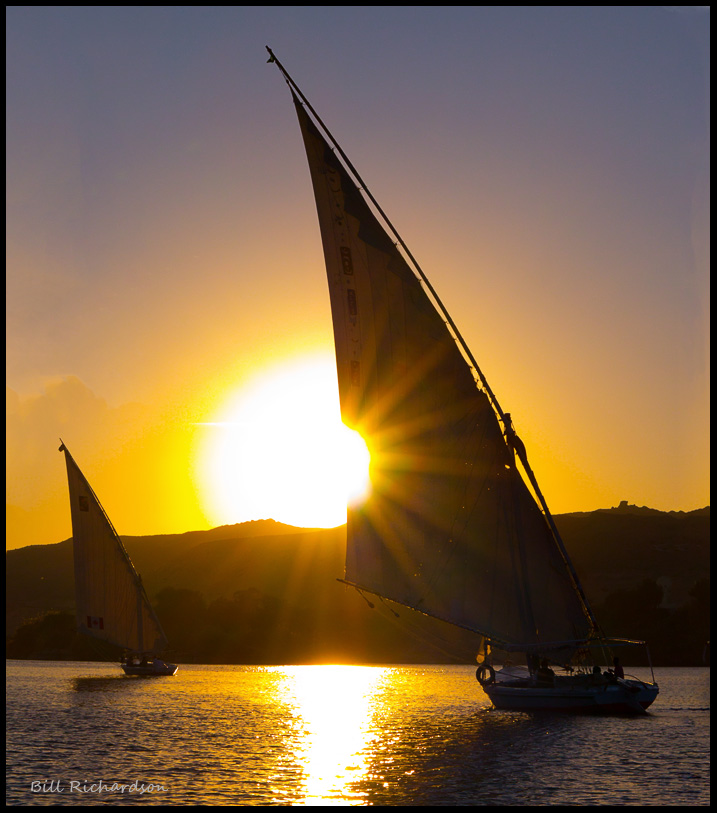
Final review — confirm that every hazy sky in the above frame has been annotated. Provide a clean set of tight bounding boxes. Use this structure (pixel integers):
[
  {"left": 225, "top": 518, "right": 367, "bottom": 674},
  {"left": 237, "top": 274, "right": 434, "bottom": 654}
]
[{"left": 7, "top": 7, "right": 710, "bottom": 550}]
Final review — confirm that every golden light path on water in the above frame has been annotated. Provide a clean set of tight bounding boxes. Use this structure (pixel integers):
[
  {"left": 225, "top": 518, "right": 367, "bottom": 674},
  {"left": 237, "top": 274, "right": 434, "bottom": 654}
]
[
  {"left": 6, "top": 662, "right": 710, "bottom": 806},
  {"left": 272, "top": 665, "right": 388, "bottom": 805}
]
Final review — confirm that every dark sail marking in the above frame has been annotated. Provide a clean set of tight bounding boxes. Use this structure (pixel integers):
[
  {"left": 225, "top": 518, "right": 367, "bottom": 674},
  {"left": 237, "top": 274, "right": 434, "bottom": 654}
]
[
  {"left": 340, "top": 246, "right": 354, "bottom": 274},
  {"left": 347, "top": 288, "right": 358, "bottom": 317}
]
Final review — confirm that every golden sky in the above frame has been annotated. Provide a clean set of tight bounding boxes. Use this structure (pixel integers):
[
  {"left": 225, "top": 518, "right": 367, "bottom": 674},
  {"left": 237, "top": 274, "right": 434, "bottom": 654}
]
[{"left": 6, "top": 7, "right": 710, "bottom": 550}]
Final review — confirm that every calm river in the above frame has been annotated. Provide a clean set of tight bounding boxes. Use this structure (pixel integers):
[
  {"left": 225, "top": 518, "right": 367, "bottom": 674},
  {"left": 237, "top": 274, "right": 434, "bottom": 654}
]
[{"left": 6, "top": 662, "right": 709, "bottom": 805}]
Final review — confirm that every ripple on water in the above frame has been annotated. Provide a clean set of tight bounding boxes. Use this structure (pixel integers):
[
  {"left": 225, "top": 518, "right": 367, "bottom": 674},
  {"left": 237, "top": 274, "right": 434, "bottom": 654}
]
[{"left": 5, "top": 663, "right": 710, "bottom": 806}]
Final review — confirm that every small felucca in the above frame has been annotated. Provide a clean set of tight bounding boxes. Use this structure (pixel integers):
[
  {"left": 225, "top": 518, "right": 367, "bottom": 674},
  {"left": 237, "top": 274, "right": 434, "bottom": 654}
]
[
  {"left": 59, "top": 442, "right": 177, "bottom": 676},
  {"left": 268, "top": 48, "right": 658, "bottom": 713}
]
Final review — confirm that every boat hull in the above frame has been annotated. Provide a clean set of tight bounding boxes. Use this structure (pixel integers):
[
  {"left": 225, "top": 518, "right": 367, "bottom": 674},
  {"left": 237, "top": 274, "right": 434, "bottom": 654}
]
[
  {"left": 483, "top": 680, "right": 658, "bottom": 714},
  {"left": 122, "top": 661, "right": 178, "bottom": 677}
]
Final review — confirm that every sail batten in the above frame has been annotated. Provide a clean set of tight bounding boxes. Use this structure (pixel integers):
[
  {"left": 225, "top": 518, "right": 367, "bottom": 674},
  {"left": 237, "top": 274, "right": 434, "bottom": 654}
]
[
  {"left": 280, "top": 58, "right": 594, "bottom": 651},
  {"left": 60, "top": 443, "right": 168, "bottom": 654}
]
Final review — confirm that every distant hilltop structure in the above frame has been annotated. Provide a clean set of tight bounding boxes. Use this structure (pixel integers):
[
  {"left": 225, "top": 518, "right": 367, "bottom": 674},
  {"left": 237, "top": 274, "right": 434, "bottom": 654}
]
[
  {"left": 603, "top": 501, "right": 709, "bottom": 517},
  {"left": 613, "top": 500, "right": 652, "bottom": 514},
  {"left": 559, "top": 503, "right": 709, "bottom": 519}
]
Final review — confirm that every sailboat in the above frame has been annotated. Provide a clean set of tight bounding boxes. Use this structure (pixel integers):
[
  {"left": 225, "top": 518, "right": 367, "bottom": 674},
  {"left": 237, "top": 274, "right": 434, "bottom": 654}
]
[
  {"left": 268, "top": 48, "right": 659, "bottom": 713},
  {"left": 59, "top": 442, "right": 177, "bottom": 676}
]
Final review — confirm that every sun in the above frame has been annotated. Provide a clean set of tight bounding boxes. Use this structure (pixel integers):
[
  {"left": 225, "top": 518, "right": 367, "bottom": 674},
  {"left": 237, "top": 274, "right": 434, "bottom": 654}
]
[{"left": 196, "top": 355, "right": 370, "bottom": 528}]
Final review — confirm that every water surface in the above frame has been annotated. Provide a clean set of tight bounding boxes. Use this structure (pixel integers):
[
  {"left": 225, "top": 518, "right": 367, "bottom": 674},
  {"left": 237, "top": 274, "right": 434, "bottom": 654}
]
[{"left": 6, "top": 662, "right": 709, "bottom": 805}]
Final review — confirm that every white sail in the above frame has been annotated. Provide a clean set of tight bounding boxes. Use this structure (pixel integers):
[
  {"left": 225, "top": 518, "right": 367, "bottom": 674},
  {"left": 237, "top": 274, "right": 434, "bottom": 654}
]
[
  {"left": 292, "top": 95, "right": 593, "bottom": 649},
  {"left": 60, "top": 443, "right": 167, "bottom": 654}
]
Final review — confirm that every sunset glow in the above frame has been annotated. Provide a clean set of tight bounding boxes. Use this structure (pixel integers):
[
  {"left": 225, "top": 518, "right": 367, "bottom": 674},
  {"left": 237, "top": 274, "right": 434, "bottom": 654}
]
[
  {"left": 6, "top": 7, "right": 709, "bottom": 552},
  {"left": 5, "top": 9, "right": 710, "bottom": 810},
  {"left": 197, "top": 357, "right": 371, "bottom": 528}
]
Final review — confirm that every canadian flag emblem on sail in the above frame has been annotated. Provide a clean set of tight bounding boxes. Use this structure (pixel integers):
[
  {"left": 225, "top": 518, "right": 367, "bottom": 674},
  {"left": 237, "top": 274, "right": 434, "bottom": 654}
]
[{"left": 87, "top": 616, "right": 104, "bottom": 630}]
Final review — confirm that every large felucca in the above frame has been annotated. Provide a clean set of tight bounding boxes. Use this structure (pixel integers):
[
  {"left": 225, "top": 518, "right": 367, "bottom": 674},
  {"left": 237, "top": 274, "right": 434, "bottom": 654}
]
[
  {"left": 59, "top": 442, "right": 177, "bottom": 676},
  {"left": 268, "top": 49, "right": 658, "bottom": 712}
]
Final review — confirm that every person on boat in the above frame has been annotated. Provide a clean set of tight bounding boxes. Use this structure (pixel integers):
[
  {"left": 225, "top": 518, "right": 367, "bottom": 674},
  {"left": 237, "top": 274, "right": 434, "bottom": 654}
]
[
  {"left": 140, "top": 654, "right": 149, "bottom": 668},
  {"left": 591, "top": 665, "right": 605, "bottom": 685},
  {"left": 612, "top": 657, "right": 625, "bottom": 679},
  {"left": 535, "top": 659, "right": 555, "bottom": 687},
  {"left": 503, "top": 413, "right": 528, "bottom": 464}
]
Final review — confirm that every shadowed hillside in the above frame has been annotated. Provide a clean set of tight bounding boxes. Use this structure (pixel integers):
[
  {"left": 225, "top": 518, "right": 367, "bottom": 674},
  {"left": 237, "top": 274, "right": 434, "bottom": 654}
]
[
  {"left": 556, "top": 503, "right": 709, "bottom": 608},
  {"left": 5, "top": 507, "right": 709, "bottom": 665}
]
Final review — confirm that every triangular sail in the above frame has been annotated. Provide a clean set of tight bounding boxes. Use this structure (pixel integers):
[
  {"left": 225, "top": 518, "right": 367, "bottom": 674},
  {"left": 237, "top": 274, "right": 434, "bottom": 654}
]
[
  {"left": 60, "top": 443, "right": 167, "bottom": 653},
  {"left": 291, "top": 91, "right": 593, "bottom": 649}
]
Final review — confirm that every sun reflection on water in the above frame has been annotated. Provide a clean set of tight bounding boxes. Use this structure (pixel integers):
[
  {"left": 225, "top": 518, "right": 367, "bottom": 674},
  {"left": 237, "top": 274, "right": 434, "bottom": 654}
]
[{"left": 272, "top": 665, "right": 387, "bottom": 805}]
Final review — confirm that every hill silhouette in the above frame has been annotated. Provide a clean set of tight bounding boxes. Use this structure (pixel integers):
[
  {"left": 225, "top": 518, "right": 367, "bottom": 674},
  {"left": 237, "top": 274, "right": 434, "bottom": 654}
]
[{"left": 5, "top": 507, "right": 709, "bottom": 665}]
